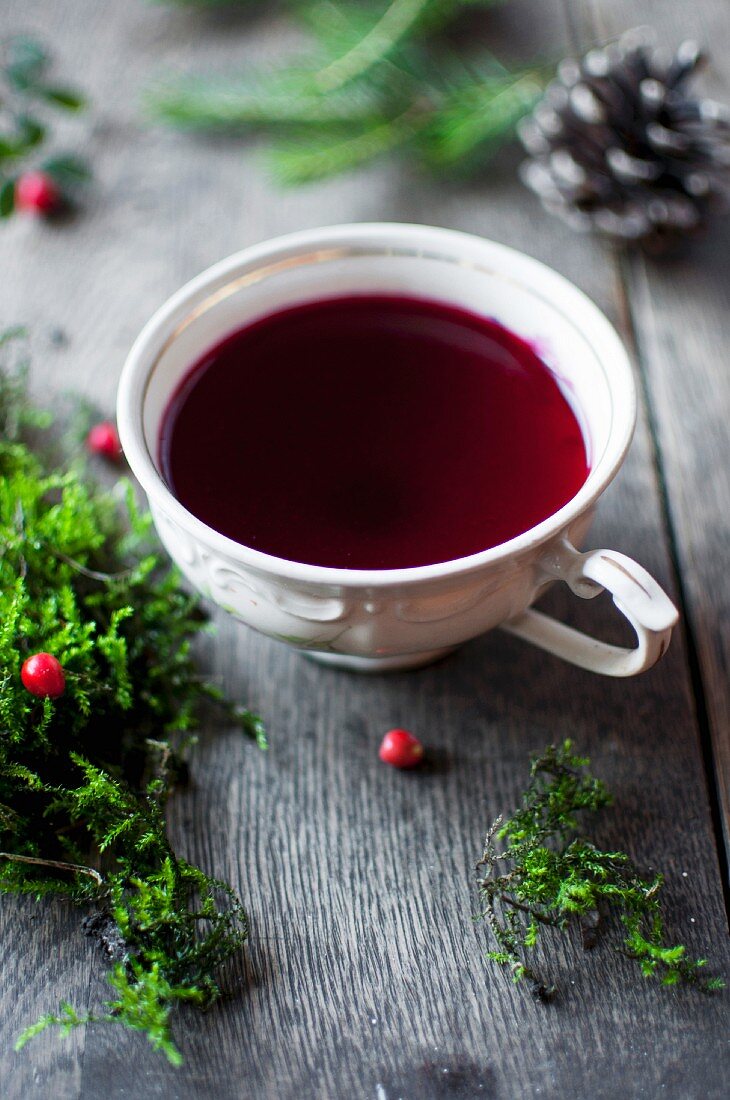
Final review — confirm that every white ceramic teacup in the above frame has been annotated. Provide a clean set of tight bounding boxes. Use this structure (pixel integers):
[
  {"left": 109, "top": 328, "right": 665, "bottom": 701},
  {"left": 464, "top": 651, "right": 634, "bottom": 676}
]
[{"left": 117, "top": 223, "right": 678, "bottom": 675}]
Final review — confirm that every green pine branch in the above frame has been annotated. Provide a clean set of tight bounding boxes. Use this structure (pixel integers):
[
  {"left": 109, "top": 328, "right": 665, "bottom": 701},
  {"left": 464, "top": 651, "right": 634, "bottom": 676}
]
[
  {"left": 147, "top": 0, "right": 541, "bottom": 183},
  {"left": 476, "top": 741, "right": 725, "bottom": 1001}
]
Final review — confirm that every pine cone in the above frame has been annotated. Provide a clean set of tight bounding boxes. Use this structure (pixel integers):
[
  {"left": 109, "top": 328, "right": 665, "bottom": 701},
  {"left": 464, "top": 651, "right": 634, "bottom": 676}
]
[{"left": 518, "top": 30, "right": 730, "bottom": 245}]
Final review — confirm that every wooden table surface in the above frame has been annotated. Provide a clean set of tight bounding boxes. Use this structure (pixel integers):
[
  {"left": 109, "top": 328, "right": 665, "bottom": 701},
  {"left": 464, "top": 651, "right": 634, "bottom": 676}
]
[{"left": 2, "top": 2, "right": 729, "bottom": 1098}]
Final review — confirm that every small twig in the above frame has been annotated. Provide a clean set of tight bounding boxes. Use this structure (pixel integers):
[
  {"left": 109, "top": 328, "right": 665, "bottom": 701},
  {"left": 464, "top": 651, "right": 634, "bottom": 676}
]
[
  {"left": 481, "top": 894, "right": 555, "bottom": 1001},
  {"left": 13, "top": 499, "right": 27, "bottom": 578},
  {"left": 40, "top": 541, "right": 135, "bottom": 583},
  {"left": 476, "top": 815, "right": 503, "bottom": 871},
  {"left": 501, "top": 895, "right": 560, "bottom": 927},
  {"left": 145, "top": 738, "right": 173, "bottom": 796},
  {"left": 0, "top": 851, "right": 104, "bottom": 886}
]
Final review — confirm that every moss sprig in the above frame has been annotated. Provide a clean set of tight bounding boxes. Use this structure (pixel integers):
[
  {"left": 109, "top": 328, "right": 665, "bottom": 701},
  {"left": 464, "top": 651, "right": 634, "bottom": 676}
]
[
  {"left": 0, "top": 332, "right": 262, "bottom": 1063},
  {"left": 476, "top": 741, "right": 725, "bottom": 1001}
]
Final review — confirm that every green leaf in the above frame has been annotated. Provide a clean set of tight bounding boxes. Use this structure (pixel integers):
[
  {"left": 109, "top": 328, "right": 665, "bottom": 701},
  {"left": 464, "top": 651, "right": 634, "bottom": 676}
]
[
  {"left": 14, "top": 115, "right": 46, "bottom": 152},
  {"left": 42, "top": 155, "right": 92, "bottom": 187},
  {"left": 5, "top": 37, "right": 49, "bottom": 92},
  {"left": 0, "top": 117, "right": 46, "bottom": 161},
  {"left": 40, "top": 87, "right": 87, "bottom": 111},
  {"left": 0, "top": 180, "right": 15, "bottom": 218}
]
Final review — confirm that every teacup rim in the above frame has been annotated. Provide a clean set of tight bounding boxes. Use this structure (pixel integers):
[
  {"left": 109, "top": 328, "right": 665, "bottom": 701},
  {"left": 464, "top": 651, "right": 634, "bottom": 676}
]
[{"left": 117, "top": 222, "right": 636, "bottom": 588}]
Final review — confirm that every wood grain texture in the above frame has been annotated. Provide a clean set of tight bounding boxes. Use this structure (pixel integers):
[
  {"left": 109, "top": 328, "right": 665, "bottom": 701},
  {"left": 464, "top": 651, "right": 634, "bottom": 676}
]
[
  {"left": 1, "top": 2, "right": 729, "bottom": 1098},
  {"left": 569, "top": 0, "right": 730, "bottom": 874}
]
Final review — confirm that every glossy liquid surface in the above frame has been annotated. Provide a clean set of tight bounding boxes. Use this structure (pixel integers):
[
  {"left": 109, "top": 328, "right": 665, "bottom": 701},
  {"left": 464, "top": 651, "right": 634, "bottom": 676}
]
[{"left": 159, "top": 296, "right": 589, "bottom": 569}]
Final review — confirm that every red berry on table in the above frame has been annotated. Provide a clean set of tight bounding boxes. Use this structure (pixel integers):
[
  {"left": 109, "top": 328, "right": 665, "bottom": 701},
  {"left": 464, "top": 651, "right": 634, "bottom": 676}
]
[
  {"left": 87, "top": 421, "right": 122, "bottom": 462},
  {"left": 21, "top": 653, "right": 66, "bottom": 699},
  {"left": 15, "top": 171, "right": 61, "bottom": 215},
  {"left": 379, "top": 728, "right": 424, "bottom": 769}
]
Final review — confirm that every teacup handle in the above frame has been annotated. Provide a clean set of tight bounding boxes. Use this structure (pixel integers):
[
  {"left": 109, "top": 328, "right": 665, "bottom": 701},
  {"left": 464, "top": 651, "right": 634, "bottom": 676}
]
[{"left": 501, "top": 539, "right": 679, "bottom": 676}]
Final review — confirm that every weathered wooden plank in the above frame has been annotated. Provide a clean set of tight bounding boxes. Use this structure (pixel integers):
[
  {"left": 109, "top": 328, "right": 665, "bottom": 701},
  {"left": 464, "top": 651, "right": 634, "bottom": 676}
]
[
  {"left": 569, "top": 0, "right": 730, "bottom": 872},
  {"left": 0, "top": 899, "right": 89, "bottom": 1100},
  {"left": 1, "top": 2, "right": 728, "bottom": 1099}
]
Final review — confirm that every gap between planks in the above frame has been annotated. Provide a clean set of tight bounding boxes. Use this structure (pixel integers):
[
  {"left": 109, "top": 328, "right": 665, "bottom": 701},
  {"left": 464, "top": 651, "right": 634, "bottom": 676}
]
[
  {"left": 614, "top": 253, "right": 730, "bottom": 915},
  {"left": 558, "top": 0, "right": 730, "bottom": 910}
]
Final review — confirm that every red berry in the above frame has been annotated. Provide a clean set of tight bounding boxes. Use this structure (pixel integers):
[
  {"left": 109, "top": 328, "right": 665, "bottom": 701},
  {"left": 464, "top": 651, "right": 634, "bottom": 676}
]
[
  {"left": 15, "top": 171, "right": 60, "bottom": 215},
  {"left": 87, "top": 421, "right": 122, "bottom": 462},
  {"left": 21, "top": 653, "right": 66, "bottom": 699},
  {"left": 379, "top": 728, "right": 424, "bottom": 769}
]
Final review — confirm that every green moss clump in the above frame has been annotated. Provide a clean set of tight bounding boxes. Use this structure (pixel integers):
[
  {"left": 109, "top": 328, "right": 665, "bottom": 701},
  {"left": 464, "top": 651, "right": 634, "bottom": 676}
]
[{"left": 0, "top": 331, "right": 263, "bottom": 1064}]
